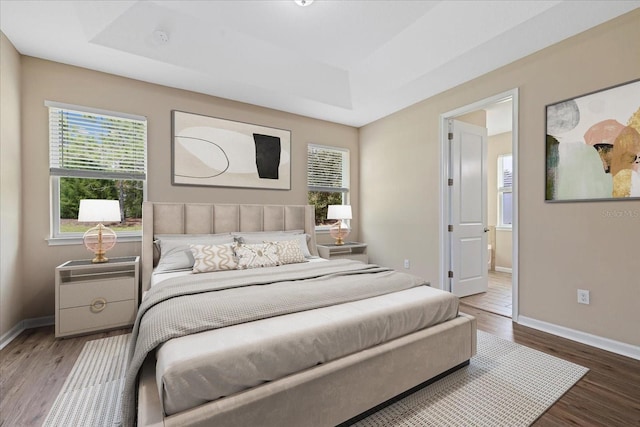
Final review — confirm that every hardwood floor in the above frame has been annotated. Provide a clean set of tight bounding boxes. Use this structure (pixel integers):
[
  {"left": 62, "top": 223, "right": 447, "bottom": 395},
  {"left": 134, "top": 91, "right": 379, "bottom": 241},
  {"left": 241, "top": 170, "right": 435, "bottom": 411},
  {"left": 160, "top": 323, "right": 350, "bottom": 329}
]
[
  {"left": 1, "top": 313, "right": 639, "bottom": 426},
  {"left": 460, "top": 270, "right": 512, "bottom": 317},
  {"left": 461, "top": 306, "right": 640, "bottom": 426},
  {"left": 0, "top": 326, "right": 130, "bottom": 427}
]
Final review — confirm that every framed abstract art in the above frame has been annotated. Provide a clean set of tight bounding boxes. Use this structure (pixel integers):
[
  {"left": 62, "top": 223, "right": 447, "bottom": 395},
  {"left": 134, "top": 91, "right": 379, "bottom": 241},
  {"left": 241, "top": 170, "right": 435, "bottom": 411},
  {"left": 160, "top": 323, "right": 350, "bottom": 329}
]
[
  {"left": 172, "top": 110, "right": 291, "bottom": 190},
  {"left": 545, "top": 79, "right": 640, "bottom": 201}
]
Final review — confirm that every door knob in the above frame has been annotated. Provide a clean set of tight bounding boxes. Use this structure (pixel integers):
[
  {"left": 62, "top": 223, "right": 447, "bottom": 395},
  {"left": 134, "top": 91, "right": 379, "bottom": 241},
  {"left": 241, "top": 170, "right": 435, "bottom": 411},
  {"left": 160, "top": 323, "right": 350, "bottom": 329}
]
[{"left": 484, "top": 228, "right": 490, "bottom": 232}]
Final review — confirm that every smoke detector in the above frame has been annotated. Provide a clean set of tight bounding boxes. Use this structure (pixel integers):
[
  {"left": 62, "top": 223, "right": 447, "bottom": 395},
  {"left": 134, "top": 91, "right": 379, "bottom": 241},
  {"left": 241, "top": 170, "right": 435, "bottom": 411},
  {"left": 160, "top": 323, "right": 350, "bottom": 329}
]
[
  {"left": 152, "top": 30, "right": 170, "bottom": 45},
  {"left": 294, "top": 0, "right": 314, "bottom": 6}
]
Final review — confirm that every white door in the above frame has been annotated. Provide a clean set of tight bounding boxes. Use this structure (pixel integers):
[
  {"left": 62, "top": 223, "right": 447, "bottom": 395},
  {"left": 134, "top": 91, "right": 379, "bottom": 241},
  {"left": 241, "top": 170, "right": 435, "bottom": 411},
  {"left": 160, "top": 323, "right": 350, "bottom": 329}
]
[{"left": 449, "top": 119, "right": 488, "bottom": 297}]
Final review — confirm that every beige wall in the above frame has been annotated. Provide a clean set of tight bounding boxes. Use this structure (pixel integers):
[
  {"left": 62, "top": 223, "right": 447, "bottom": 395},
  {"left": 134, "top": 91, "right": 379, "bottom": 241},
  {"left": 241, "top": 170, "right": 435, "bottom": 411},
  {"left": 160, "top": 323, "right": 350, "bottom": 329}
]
[
  {"left": 456, "top": 110, "right": 486, "bottom": 128},
  {"left": 361, "top": 10, "right": 640, "bottom": 346},
  {"left": 0, "top": 33, "right": 24, "bottom": 338},
  {"left": 18, "top": 58, "right": 358, "bottom": 320},
  {"left": 494, "top": 230, "right": 512, "bottom": 271},
  {"left": 487, "top": 131, "right": 513, "bottom": 270}
]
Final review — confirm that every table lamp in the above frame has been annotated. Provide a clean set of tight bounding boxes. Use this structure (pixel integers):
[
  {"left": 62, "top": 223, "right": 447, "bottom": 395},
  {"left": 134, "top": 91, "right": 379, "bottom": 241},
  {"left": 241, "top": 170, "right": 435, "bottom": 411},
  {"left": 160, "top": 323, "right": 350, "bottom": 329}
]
[
  {"left": 327, "top": 205, "right": 351, "bottom": 246},
  {"left": 78, "top": 199, "right": 121, "bottom": 263}
]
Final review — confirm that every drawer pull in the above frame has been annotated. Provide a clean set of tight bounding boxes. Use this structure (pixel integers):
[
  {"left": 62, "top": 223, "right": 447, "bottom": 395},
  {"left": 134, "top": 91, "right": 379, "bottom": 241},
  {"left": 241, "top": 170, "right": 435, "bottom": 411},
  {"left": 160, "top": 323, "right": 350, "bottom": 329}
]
[{"left": 90, "top": 298, "right": 107, "bottom": 313}]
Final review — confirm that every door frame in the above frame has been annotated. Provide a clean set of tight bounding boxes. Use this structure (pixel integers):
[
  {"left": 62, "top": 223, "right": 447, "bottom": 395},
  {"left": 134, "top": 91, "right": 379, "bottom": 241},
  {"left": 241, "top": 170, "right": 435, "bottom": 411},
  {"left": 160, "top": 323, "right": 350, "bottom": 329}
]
[{"left": 438, "top": 88, "right": 519, "bottom": 321}]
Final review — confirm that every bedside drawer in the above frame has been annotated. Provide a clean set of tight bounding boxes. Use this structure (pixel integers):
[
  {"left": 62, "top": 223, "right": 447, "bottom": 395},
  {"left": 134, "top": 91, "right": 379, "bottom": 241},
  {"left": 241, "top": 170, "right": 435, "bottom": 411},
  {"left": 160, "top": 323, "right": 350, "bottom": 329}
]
[
  {"left": 332, "top": 253, "right": 369, "bottom": 263},
  {"left": 59, "top": 276, "right": 135, "bottom": 309},
  {"left": 58, "top": 299, "right": 136, "bottom": 336}
]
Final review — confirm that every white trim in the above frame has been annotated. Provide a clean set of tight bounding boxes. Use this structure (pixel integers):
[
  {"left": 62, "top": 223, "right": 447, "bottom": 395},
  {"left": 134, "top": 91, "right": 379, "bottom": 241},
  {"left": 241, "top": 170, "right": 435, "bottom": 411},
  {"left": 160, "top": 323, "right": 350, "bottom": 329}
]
[
  {"left": 0, "top": 323, "right": 24, "bottom": 351},
  {"left": 439, "top": 88, "right": 519, "bottom": 320},
  {"left": 0, "top": 316, "right": 55, "bottom": 351},
  {"left": 438, "top": 119, "right": 449, "bottom": 292},
  {"left": 518, "top": 315, "right": 640, "bottom": 361},
  {"left": 44, "top": 100, "right": 146, "bottom": 122},
  {"left": 47, "top": 235, "right": 142, "bottom": 246},
  {"left": 511, "top": 89, "right": 520, "bottom": 321},
  {"left": 494, "top": 266, "right": 513, "bottom": 274}
]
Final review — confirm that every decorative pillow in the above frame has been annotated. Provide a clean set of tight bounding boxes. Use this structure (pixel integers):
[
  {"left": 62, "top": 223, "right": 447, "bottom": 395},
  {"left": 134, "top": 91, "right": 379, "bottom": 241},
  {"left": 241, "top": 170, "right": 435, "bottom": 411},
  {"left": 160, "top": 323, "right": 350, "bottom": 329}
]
[
  {"left": 232, "top": 231, "right": 312, "bottom": 258},
  {"left": 234, "top": 242, "right": 281, "bottom": 269},
  {"left": 155, "top": 234, "right": 234, "bottom": 273},
  {"left": 275, "top": 239, "right": 306, "bottom": 265},
  {"left": 190, "top": 243, "right": 238, "bottom": 273}
]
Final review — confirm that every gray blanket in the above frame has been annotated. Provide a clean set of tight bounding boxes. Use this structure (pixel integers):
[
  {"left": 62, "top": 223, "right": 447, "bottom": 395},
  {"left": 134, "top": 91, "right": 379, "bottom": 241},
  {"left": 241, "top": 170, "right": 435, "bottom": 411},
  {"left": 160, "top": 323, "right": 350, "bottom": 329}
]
[{"left": 120, "top": 259, "right": 427, "bottom": 426}]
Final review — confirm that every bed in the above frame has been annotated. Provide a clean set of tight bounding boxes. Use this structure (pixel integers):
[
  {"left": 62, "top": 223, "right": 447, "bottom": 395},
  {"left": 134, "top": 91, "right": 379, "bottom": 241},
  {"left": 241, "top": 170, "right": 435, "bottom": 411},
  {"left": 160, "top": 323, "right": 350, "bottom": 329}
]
[{"left": 128, "top": 202, "right": 476, "bottom": 427}]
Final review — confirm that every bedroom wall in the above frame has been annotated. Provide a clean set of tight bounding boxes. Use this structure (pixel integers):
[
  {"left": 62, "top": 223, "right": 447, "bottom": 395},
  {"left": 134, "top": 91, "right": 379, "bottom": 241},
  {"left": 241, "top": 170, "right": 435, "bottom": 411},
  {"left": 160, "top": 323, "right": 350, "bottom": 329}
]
[
  {"left": 360, "top": 10, "right": 640, "bottom": 347},
  {"left": 18, "top": 58, "right": 358, "bottom": 320},
  {"left": 0, "top": 33, "right": 24, "bottom": 338}
]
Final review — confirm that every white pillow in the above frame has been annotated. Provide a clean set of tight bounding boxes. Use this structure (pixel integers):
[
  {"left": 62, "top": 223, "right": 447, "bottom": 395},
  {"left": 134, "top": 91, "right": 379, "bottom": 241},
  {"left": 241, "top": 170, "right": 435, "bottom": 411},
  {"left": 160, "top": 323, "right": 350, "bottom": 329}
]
[
  {"left": 155, "top": 234, "right": 234, "bottom": 273},
  {"left": 234, "top": 242, "right": 281, "bottom": 269},
  {"left": 232, "top": 231, "right": 312, "bottom": 258},
  {"left": 190, "top": 243, "right": 238, "bottom": 273}
]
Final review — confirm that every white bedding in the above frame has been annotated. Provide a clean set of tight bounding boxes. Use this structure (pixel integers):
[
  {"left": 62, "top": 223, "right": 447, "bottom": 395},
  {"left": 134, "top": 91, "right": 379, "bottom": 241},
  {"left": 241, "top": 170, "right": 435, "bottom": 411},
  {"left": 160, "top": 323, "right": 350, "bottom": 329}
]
[{"left": 154, "top": 283, "right": 459, "bottom": 415}]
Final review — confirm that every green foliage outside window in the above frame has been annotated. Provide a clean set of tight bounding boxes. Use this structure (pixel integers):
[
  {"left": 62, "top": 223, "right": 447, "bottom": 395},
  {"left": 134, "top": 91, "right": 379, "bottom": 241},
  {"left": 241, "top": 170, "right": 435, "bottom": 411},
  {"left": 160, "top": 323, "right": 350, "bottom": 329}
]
[
  {"left": 59, "top": 177, "right": 143, "bottom": 232},
  {"left": 308, "top": 191, "right": 343, "bottom": 225}
]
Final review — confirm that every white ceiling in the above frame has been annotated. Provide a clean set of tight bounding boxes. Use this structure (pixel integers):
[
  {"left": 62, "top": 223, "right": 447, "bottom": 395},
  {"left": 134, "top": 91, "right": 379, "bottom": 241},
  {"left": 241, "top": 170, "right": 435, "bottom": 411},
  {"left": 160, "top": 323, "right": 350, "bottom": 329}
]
[{"left": 1, "top": 1, "right": 638, "bottom": 127}]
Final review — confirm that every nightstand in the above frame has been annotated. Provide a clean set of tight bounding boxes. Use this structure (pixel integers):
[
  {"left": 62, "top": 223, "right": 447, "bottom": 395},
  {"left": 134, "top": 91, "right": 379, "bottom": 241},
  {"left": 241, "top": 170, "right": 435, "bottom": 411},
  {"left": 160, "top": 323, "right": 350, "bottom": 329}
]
[
  {"left": 55, "top": 256, "right": 139, "bottom": 338},
  {"left": 317, "top": 242, "right": 368, "bottom": 263}
]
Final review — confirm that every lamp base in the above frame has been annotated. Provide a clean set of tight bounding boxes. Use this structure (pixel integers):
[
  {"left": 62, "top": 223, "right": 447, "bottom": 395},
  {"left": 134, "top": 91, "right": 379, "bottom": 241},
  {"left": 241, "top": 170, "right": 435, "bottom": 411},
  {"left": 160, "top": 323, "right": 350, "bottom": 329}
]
[
  {"left": 83, "top": 223, "right": 117, "bottom": 264},
  {"left": 329, "top": 220, "right": 350, "bottom": 246},
  {"left": 92, "top": 253, "right": 109, "bottom": 263}
]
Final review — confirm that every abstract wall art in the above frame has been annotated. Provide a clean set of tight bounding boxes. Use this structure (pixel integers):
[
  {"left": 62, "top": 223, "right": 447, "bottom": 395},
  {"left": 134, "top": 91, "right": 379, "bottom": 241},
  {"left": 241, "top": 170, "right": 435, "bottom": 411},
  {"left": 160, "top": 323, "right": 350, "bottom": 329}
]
[
  {"left": 545, "top": 79, "right": 640, "bottom": 201},
  {"left": 172, "top": 110, "right": 291, "bottom": 190}
]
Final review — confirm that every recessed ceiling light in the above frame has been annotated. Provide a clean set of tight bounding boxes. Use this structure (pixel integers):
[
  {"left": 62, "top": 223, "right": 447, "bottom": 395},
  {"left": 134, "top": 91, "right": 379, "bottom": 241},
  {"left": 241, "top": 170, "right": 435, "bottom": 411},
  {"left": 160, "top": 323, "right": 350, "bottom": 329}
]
[{"left": 294, "top": 0, "right": 314, "bottom": 6}]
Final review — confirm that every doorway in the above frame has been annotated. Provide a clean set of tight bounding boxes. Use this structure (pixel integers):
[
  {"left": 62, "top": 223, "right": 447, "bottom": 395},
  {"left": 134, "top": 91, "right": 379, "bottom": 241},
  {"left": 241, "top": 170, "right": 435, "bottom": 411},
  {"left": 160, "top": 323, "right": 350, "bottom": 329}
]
[{"left": 439, "top": 89, "right": 519, "bottom": 320}]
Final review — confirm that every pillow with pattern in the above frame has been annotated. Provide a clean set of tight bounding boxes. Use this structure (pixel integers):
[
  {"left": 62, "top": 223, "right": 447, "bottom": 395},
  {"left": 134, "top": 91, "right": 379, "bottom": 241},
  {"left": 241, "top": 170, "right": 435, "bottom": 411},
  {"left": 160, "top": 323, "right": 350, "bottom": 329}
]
[
  {"left": 234, "top": 242, "right": 281, "bottom": 269},
  {"left": 232, "top": 231, "right": 312, "bottom": 258},
  {"left": 275, "top": 239, "right": 306, "bottom": 265},
  {"left": 155, "top": 234, "right": 234, "bottom": 273},
  {"left": 190, "top": 243, "right": 238, "bottom": 273}
]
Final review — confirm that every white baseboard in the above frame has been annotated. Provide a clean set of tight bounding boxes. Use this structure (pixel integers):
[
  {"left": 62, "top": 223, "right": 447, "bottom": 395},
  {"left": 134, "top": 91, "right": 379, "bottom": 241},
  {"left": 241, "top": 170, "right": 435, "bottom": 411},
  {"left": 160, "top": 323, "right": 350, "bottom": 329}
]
[
  {"left": 494, "top": 266, "right": 512, "bottom": 273},
  {"left": 518, "top": 315, "right": 640, "bottom": 361},
  {"left": 0, "top": 316, "right": 55, "bottom": 351}
]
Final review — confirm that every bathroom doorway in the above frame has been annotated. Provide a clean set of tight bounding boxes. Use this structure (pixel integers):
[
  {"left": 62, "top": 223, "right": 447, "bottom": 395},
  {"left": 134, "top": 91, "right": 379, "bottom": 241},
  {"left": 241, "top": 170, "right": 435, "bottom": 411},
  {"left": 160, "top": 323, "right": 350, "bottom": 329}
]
[{"left": 440, "top": 89, "right": 517, "bottom": 319}]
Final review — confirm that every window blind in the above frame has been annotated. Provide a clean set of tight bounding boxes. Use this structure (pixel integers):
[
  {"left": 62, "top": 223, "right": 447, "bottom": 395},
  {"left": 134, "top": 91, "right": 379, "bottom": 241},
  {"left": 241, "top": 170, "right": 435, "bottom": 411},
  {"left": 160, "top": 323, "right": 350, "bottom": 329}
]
[
  {"left": 499, "top": 155, "right": 513, "bottom": 189},
  {"left": 48, "top": 105, "right": 146, "bottom": 180},
  {"left": 307, "top": 145, "right": 348, "bottom": 192},
  {"left": 502, "top": 167, "right": 513, "bottom": 188}
]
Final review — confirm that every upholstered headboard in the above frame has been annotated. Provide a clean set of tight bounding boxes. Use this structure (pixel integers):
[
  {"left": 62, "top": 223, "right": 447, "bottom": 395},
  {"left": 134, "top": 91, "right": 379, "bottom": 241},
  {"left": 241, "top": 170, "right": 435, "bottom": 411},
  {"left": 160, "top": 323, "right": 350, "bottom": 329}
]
[{"left": 141, "top": 202, "right": 318, "bottom": 292}]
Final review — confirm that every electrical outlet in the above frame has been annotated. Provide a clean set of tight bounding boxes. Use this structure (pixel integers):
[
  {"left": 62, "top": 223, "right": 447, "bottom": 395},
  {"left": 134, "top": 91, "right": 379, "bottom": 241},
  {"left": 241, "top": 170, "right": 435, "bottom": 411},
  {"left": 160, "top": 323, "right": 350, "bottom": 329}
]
[
  {"left": 403, "top": 259, "right": 410, "bottom": 269},
  {"left": 577, "top": 289, "right": 590, "bottom": 305}
]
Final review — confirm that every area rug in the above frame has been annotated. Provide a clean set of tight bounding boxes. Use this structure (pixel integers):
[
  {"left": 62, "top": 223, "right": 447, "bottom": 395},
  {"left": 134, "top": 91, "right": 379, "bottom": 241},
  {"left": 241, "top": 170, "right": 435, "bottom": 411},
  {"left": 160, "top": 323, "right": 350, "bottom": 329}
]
[
  {"left": 43, "top": 333, "right": 129, "bottom": 427},
  {"left": 42, "top": 331, "right": 588, "bottom": 427},
  {"left": 353, "top": 331, "right": 588, "bottom": 426}
]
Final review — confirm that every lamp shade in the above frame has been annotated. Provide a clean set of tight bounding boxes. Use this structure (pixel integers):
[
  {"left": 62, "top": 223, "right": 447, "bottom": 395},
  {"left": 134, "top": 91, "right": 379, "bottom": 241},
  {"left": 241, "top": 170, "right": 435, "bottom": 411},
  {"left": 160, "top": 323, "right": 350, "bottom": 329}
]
[
  {"left": 78, "top": 199, "right": 121, "bottom": 223},
  {"left": 327, "top": 205, "right": 352, "bottom": 220}
]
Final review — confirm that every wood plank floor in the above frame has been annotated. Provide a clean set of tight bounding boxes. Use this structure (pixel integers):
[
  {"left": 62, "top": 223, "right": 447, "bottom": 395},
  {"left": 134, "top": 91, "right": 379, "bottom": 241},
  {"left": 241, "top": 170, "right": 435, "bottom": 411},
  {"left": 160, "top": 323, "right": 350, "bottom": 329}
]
[
  {"left": 0, "top": 326, "right": 130, "bottom": 427},
  {"left": 460, "top": 270, "right": 512, "bottom": 317},
  {"left": 1, "top": 312, "right": 639, "bottom": 426}
]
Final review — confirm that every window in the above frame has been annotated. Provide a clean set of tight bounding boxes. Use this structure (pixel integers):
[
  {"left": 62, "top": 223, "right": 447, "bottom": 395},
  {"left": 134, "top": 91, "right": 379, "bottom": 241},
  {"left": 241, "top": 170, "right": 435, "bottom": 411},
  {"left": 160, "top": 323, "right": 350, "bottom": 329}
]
[
  {"left": 48, "top": 101, "right": 146, "bottom": 239},
  {"left": 497, "top": 154, "right": 513, "bottom": 228},
  {"left": 307, "top": 144, "right": 350, "bottom": 227}
]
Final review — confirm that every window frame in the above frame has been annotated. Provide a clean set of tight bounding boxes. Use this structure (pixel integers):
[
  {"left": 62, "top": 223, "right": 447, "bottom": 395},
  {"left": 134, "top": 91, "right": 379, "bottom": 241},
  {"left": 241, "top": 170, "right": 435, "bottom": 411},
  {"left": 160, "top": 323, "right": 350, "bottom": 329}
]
[
  {"left": 307, "top": 144, "right": 350, "bottom": 232},
  {"left": 47, "top": 101, "right": 147, "bottom": 243},
  {"left": 497, "top": 154, "right": 513, "bottom": 229}
]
